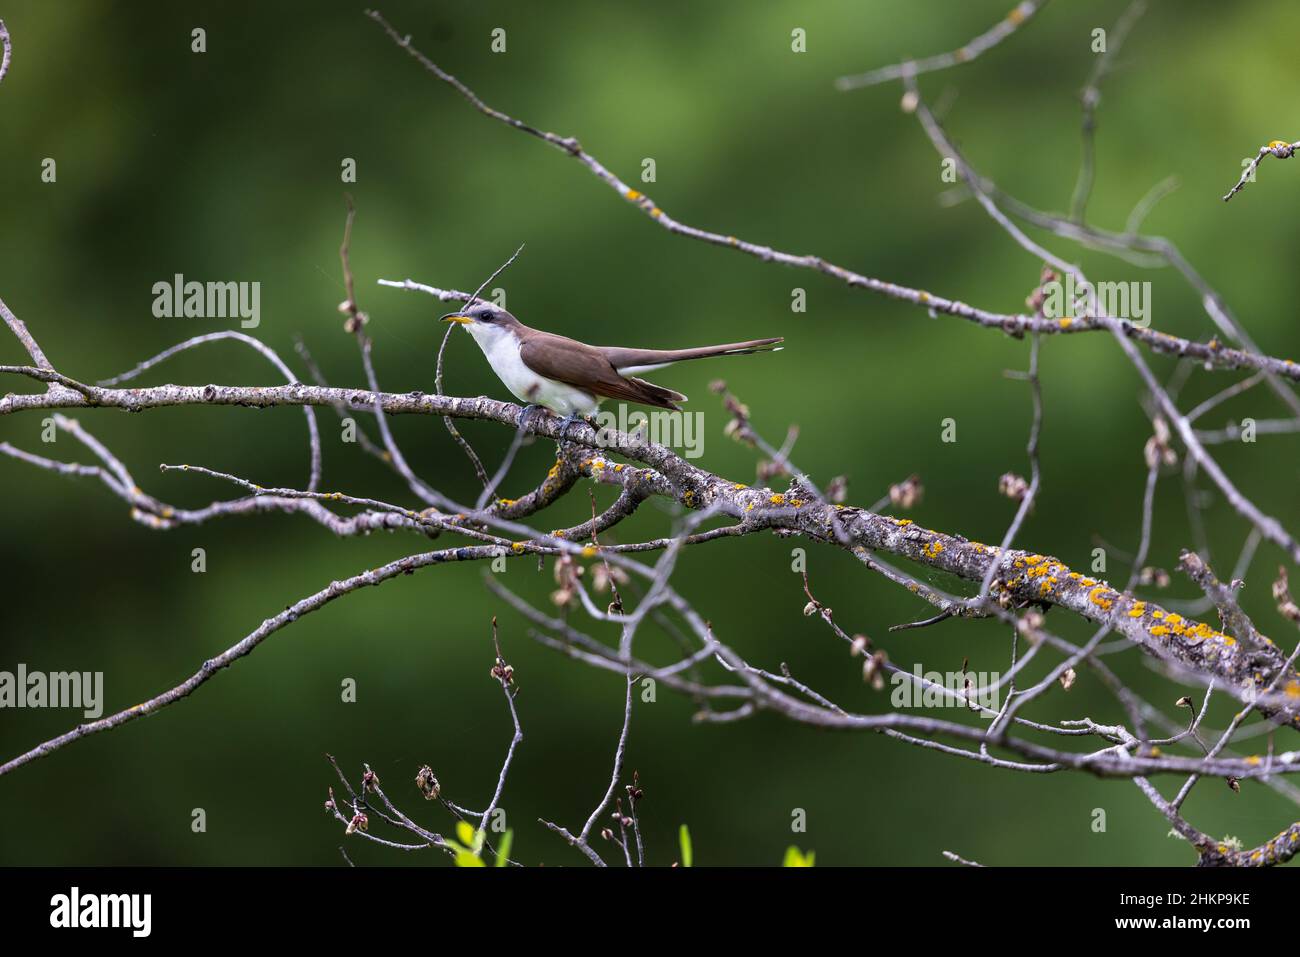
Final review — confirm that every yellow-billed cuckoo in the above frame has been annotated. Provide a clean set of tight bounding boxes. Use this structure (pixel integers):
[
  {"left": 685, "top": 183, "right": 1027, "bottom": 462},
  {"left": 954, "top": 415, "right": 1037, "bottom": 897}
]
[{"left": 440, "top": 302, "right": 783, "bottom": 417}]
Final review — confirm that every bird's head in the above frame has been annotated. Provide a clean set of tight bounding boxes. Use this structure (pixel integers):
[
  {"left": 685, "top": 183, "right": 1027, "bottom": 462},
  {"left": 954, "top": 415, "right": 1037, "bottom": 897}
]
[{"left": 440, "top": 301, "right": 518, "bottom": 329}]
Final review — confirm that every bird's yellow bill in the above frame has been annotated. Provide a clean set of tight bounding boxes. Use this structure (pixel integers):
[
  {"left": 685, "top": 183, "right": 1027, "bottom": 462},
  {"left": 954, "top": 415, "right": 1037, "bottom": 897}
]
[{"left": 440, "top": 313, "right": 474, "bottom": 324}]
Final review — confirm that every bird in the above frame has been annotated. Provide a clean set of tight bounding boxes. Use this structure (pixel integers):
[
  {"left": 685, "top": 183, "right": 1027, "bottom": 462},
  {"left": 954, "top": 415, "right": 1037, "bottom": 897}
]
[{"left": 440, "top": 301, "right": 783, "bottom": 423}]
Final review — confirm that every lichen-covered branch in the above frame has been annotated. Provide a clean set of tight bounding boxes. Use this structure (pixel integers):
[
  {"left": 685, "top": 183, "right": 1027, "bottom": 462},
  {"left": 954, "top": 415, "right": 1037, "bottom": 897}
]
[{"left": 4, "top": 366, "right": 1297, "bottom": 734}]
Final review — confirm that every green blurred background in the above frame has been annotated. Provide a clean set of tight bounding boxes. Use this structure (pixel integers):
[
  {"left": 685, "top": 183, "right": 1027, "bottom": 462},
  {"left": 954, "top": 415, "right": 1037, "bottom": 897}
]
[{"left": 2, "top": 0, "right": 1299, "bottom": 866}]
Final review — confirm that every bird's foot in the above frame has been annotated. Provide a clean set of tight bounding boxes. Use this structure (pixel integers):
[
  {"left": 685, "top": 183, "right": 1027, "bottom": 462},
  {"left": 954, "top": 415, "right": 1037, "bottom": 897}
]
[
  {"left": 517, "top": 403, "right": 545, "bottom": 434},
  {"left": 555, "top": 412, "right": 591, "bottom": 443}
]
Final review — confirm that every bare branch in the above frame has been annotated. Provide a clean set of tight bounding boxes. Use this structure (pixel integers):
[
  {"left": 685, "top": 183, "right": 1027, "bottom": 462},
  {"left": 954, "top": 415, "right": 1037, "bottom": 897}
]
[
  {"left": 835, "top": 1, "right": 1049, "bottom": 91},
  {"left": 0, "top": 20, "right": 11, "bottom": 89},
  {"left": 1223, "top": 140, "right": 1300, "bottom": 202},
  {"left": 1070, "top": 0, "right": 1146, "bottom": 222}
]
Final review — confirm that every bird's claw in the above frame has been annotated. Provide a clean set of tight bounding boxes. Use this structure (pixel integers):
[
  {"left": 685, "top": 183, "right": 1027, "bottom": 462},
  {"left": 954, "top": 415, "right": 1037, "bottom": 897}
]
[
  {"left": 555, "top": 412, "right": 589, "bottom": 442},
  {"left": 517, "top": 403, "right": 544, "bottom": 434}
]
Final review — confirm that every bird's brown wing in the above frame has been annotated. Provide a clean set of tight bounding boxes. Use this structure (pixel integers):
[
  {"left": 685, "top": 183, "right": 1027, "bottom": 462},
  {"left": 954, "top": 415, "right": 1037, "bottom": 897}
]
[{"left": 519, "top": 333, "right": 684, "bottom": 411}]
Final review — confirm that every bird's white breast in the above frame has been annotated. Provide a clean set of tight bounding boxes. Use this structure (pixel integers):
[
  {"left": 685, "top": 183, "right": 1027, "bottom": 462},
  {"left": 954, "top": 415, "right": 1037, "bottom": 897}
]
[{"left": 464, "top": 323, "right": 599, "bottom": 415}]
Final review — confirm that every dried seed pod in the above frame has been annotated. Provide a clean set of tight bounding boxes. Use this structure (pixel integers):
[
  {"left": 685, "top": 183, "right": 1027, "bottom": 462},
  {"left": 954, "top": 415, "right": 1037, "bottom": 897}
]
[
  {"left": 863, "top": 650, "right": 888, "bottom": 690},
  {"left": 1138, "top": 566, "right": 1170, "bottom": 588},
  {"left": 1275, "top": 566, "right": 1300, "bottom": 622},
  {"left": 416, "top": 765, "right": 441, "bottom": 801},
  {"left": 889, "top": 474, "right": 924, "bottom": 510},
  {"left": 998, "top": 472, "right": 1029, "bottom": 502}
]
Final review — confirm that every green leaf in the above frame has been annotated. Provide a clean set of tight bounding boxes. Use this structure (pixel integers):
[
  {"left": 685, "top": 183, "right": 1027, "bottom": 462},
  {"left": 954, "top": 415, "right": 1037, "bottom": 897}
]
[
  {"left": 495, "top": 828, "right": 514, "bottom": 867},
  {"left": 679, "top": 823, "right": 693, "bottom": 868},
  {"left": 783, "top": 845, "right": 815, "bottom": 867},
  {"left": 456, "top": 820, "right": 476, "bottom": 847},
  {"left": 454, "top": 848, "right": 485, "bottom": 868}
]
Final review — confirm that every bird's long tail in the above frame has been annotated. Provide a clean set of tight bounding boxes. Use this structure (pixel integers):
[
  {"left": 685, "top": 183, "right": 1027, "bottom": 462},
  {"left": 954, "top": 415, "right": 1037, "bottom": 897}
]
[{"left": 602, "top": 337, "right": 783, "bottom": 372}]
